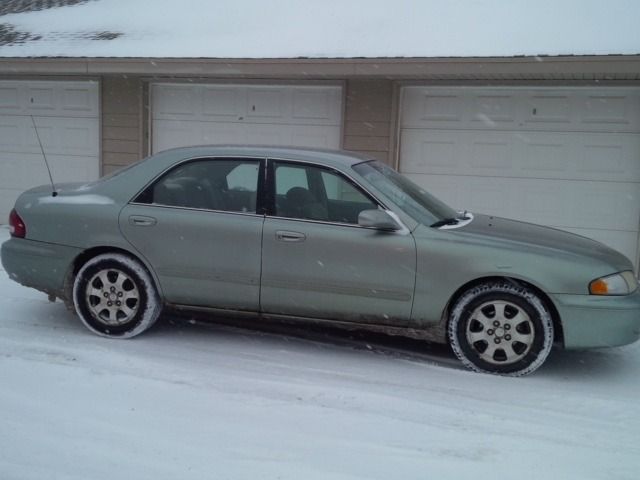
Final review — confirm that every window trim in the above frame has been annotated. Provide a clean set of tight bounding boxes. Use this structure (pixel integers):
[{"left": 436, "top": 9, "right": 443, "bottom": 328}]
[
  {"left": 128, "top": 203, "right": 265, "bottom": 218},
  {"left": 128, "top": 155, "right": 266, "bottom": 215}
]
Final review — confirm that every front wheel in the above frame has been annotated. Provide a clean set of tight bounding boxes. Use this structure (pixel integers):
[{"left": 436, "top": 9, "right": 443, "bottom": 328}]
[
  {"left": 448, "top": 281, "right": 554, "bottom": 376},
  {"left": 73, "top": 253, "right": 161, "bottom": 338}
]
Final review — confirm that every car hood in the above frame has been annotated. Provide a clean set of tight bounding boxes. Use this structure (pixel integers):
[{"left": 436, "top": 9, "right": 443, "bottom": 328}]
[{"left": 448, "top": 213, "right": 633, "bottom": 272}]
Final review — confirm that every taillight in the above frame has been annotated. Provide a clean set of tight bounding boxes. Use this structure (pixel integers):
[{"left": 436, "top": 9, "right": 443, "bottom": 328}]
[{"left": 9, "top": 209, "right": 26, "bottom": 238}]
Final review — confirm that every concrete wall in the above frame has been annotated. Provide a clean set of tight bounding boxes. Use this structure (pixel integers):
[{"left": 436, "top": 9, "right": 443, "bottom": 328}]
[{"left": 101, "top": 76, "right": 143, "bottom": 174}]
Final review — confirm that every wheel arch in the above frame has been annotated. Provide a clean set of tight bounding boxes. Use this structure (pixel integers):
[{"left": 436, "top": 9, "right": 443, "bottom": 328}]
[
  {"left": 444, "top": 276, "right": 564, "bottom": 347},
  {"left": 64, "top": 246, "right": 163, "bottom": 303}
]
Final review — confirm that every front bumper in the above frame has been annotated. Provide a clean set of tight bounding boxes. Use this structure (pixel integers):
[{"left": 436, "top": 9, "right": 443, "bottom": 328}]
[
  {"left": 1, "top": 237, "right": 81, "bottom": 298},
  {"left": 552, "top": 290, "right": 640, "bottom": 349}
]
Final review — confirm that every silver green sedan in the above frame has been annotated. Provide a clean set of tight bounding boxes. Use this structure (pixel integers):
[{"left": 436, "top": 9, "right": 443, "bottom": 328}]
[{"left": 2, "top": 146, "right": 640, "bottom": 376}]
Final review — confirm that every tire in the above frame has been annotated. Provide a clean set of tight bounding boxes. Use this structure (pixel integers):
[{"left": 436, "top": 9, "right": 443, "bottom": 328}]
[
  {"left": 73, "top": 253, "right": 161, "bottom": 338},
  {"left": 448, "top": 281, "right": 553, "bottom": 376}
]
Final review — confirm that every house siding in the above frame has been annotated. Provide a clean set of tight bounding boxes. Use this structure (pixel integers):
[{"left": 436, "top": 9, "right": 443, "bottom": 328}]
[
  {"left": 343, "top": 80, "right": 393, "bottom": 164},
  {"left": 101, "top": 76, "right": 143, "bottom": 174}
]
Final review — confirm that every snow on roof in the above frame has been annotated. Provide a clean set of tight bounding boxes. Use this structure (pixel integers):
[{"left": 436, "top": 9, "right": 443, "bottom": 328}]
[{"left": 0, "top": 0, "right": 638, "bottom": 59}]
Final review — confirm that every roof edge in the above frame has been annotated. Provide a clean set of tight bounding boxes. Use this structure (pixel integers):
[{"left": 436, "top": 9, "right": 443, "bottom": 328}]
[{"left": 0, "top": 55, "right": 639, "bottom": 78}]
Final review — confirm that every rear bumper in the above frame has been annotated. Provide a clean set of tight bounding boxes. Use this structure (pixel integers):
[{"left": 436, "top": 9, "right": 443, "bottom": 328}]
[
  {"left": 552, "top": 291, "right": 640, "bottom": 349},
  {"left": 1, "top": 237, "right": 80, "bottom": 298}
]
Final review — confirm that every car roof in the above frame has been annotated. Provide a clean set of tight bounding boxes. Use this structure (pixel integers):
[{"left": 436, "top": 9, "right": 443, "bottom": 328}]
[{"left": 155, "top": 145, "right": 376, "bottom": 169}]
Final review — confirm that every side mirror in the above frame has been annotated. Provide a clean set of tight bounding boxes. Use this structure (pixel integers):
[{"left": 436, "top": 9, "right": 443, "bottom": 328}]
[{"left": 358, "top": 209, "right": 401, "bottom": 231}]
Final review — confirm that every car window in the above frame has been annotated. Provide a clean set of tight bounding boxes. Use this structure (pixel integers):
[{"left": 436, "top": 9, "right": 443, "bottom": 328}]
[
  {"left": 320, "top": 171, "right": 371, "bottom": 203},
  {"left": 275, "top": 165, "right": 309, "bottom": 194},
  {"left": 136, "top": 159, "right": 260, "bottom": 213},
  {"left": 274, "top": 162, "right": 377, "bottom": 224}
]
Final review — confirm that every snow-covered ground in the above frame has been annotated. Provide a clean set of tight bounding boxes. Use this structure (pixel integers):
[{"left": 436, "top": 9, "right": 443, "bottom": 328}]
[{"left": 1, "top": 227, "right": 639, "bottom": 480}]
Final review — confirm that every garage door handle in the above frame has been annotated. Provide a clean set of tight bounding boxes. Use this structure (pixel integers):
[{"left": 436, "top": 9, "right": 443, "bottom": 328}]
[
  {"left": 276, "top": 230, "right": 306, "bottom": 242},
  {"left": 129, "top": 215, "right": 157, "bottom": 227}
]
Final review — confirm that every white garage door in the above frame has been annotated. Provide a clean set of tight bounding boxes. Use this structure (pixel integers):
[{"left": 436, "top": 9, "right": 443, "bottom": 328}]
[
  {"left": 151, "top": 83, "right": 342, "bottom": 153},
  {"left": 0, "top": 80, "right": 100, "bottom": 222},
  {"left": 399, "top": 86, "right": 640, "bottom": 266}
]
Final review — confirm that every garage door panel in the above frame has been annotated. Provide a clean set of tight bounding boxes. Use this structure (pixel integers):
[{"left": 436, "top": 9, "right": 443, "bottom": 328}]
[
  {"left": 400, "top": 130, "right": 461, "bottom": 174},
  {"left": 581, "top": 93, "right": 640, "bottom": 129},
  {"left": 401, "top": 129, "right": 640, "bottom": 182},
  {"left": 202, "top": 87, "right": 244, "bottom": 119},
  {"left": 152, "top": 119, "right": 221, "bottom": 151},
  {"left": 152, "top": 84, "right": 341, "bottom": 127},
  {"left": 470, "top": 136, "right": 513, "bottom": 171},
  {"left": 0, "top": 85, "right": 21, "bottom": 110},
  {"left": 246, "top": 88, "right": 286, "bottom": 120},
  {"left": 523, "top": 93, "right": 571, "bottom": 124},
  {"left": 0, "top": 115, "right": 98, "bottom": 157},
  {"left": 581, "top": 142, "right": 625, "bottom": 176},
  {"left": 153, "top": 85, "right": 198, "bottom": 118},
  {"left": 402, "top": 87, "right": 640, "bottom": 133},
  {"left": 154, "top": 119, "right": 248, "bottom": 150},
  {"left": 32, "top": 118, "right": 99, "bottom": 156},
  {"left": 0, "top": 122, "right": 22, "bottom": 149},
  {"left": 292, "top": 88, "right": 342, "bottom": 122},
  {"left": 522, "top": 141, "right": 568, "bottom": 174},
  {"left": 401, "top": 129, "right": 522, "bottom": 177},
  {"left": 28, "top": 86, "right": 56, "bottom": 112},
  {"left": 0, "top": 156, "right": 30, "bottom": 187},
  {"left": 62, "top": 87, "right": 99, "bottom": 114},
  {"left": 0, "top": 81, "right": 98, "bottom": 118},
  {"left": 153, "top": 118, "right": 340, "bottom": 152},
  {"left": 26, "top": 82, "right": 99, "bottom": 116},
  {"left": 0, "top": 152, "right": 98, "bottom": 190},
  {"left": 472, "top": 94, "right": 516, "bottom": 124}
]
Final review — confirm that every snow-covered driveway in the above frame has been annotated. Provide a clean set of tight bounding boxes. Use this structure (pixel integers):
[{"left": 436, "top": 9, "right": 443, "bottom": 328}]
[{"left": 1, "top": 227, "right": 639, "bottom": 480}]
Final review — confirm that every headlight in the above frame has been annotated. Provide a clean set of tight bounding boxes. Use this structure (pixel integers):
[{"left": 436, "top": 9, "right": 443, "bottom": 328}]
[{"left": 589, "top": 271, "right": 638, "bottom": 295}]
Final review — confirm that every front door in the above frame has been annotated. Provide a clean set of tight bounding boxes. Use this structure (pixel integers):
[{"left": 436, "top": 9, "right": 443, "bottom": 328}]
[
  {"left": 120, "top": 157, "right": 264, "bottom": 311},
  {"left": 260, "top": 160, "right": 416, "bottom": 326}
]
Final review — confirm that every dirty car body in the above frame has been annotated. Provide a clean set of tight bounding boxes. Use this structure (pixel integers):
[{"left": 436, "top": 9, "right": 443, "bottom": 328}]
[{"left": 2, "top": 146, "right": 640, "bottom": 376}]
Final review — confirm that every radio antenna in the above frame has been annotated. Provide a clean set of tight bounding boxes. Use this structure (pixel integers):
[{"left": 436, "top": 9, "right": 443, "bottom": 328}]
[{"left": 30, "top": 115, "right": 57, "bottom": 197}]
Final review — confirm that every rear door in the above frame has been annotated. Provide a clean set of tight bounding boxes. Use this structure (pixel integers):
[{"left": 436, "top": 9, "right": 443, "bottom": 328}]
[
  {"left": 120, "top": 157, "right": 264, "bottom": 311},
  {"left": 260, "top": 160, "right": 416, "bottom": 326}
]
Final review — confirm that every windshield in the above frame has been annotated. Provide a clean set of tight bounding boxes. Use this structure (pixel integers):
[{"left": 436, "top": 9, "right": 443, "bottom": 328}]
[{"left": 353, "top": 160, "right": 458, "bottom": 225}]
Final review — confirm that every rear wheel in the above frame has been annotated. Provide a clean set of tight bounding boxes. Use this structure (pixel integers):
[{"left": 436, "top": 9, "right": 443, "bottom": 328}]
[
  {"left": 448, "top": 281, "right": 553, "bottom": 376},
  {"left": 73, "top": 253, "right": 161, "bottom": 338}
]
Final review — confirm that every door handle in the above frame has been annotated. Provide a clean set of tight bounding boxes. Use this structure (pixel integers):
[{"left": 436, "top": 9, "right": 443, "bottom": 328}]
[
  {"left": 276, "top": 230, "right": 306, "bottom": 242},
  {"left": 129, "top": 215, "right": 157, "bottom": 227}
]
